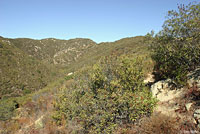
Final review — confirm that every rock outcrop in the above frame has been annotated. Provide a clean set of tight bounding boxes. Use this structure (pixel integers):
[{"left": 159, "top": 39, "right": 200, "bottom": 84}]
[{"left": 148, "top": 68, "right": 200, "bottom": 129}]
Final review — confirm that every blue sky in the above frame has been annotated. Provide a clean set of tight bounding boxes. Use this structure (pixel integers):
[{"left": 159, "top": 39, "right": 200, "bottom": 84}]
[{"left": 0, "top": 0, "right": 191, "bottom": 43}]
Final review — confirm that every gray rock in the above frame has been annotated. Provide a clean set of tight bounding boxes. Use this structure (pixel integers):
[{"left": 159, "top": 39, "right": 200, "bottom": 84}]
[
  {"left": 151, "top": 79, "right": 183, "bottom": 102},
  {"left": 144, "top": 74, "right": 154, "bottom": 84},
  {"left": 151, "top": 79, "right": 173, "bottom": 97}
]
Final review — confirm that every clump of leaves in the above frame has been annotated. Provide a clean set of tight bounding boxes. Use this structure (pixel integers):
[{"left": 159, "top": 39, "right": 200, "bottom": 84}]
[
  {"left": 148, "top": 2, "right": 200, "bottom": 86},
  {"left": 53, "top": 56, "right": 156, "bottom": 134}
]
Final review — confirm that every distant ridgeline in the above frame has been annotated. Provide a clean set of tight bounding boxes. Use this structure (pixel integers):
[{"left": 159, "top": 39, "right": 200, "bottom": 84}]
[{"left": 0, "top": 36, "right": 146, "bottom": 98}]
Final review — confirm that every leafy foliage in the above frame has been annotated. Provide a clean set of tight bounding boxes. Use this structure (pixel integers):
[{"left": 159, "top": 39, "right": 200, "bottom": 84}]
[
  {"left": 53, "top": 56, "right": 156, "bottom": 133},
  {"left": 149, "top": 2, "right": 200, "bottom": 85},
  {"left": 0, "top": 98, "right": 19, "bottom": 121}
]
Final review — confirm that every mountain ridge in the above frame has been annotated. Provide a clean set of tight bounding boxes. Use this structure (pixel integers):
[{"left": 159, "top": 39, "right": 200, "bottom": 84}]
[{"left": 0, "top": 35, "right": 147, "bottom": 98}]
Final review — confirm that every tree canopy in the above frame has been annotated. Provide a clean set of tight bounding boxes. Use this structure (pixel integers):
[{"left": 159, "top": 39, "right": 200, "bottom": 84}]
[{"left": 149, "top": 2, "right": 200, "bottom": 85}]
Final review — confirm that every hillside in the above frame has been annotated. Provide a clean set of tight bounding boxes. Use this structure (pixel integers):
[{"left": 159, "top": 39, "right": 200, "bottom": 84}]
[
  {"left": 2, "top": 36, "right": 146, "bottom": 72},
  {"left": 6, "top": 37, "right": 97, "bottom": 67},
  {"left": 0, "top": 37, "right": 98, "bottom": 97},
  {"left": 0, "top": 36, "right": 148, "bottom": 99},
  {"left": 0, "top": 35, "right": 153, "bottom": 133},
  {"left": 1, "top": 2, "right": 199, "bottom": 133},
  {"left": 0, "top": 39, "right": 59, "bottom": 98},
  {"left": 1, "top": 34, "right": 199, "bottom": 133},
  {"left": 62, "top": 36, "right": 150, "bottom": 72}
]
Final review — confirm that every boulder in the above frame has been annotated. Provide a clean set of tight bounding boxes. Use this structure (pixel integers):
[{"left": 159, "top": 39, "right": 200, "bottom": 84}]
[
  {"left": 151, "top": 79, "right": 172, "bottom": 97},
  {"left": 151, "top": 79, "right": 184, "bottom": 102},
  {"left": 144, "top": 73, "right": 154, "bottom": 84}
]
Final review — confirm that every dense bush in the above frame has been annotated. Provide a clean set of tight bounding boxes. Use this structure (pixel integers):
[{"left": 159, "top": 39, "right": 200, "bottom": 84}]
[
  {"left": 53, "top": 56, "right": 156, "bottom": 133},
  {"left": 0, "top": 98, "right": 19, "bottom": 121},
  {"left": 149, "top": 2, "right": 200, "bottom": 86}
]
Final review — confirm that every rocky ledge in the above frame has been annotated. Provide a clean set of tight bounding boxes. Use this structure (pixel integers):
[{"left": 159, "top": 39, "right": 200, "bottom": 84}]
[{"left": 145, "top": 68, "right": 200, "bottom": 129}]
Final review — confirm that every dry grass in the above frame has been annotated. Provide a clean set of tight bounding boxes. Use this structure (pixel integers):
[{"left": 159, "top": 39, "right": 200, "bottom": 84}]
[{"left": 116, "top": 112, "right": 198, "bottom": 134}]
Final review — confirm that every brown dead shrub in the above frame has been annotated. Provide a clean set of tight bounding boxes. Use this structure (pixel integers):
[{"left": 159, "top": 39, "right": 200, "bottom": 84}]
[{"left": 116, "top": 112, "right": 198, "bottom": 134}]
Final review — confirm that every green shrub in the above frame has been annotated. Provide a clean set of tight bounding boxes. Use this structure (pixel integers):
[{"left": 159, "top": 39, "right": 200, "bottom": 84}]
[
  {"left": 53, "top": 56, "right": 156, "bottom": 133},
  {"left": 149, "top": 2, "right": 200, "bottom": 86},
  {"left": 64, "top": 74, "right": 74, "bottom": 81},
  {"left": 0, "top": 98, "right": 19, "bottom": 121},
  {"left": 22, "top": 88, "right": 32, "bottom": 94}
]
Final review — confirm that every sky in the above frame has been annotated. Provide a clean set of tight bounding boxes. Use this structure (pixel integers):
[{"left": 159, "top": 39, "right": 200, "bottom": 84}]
[{"left": 0, "top": 0, "right": 191, "bottom": 43}]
